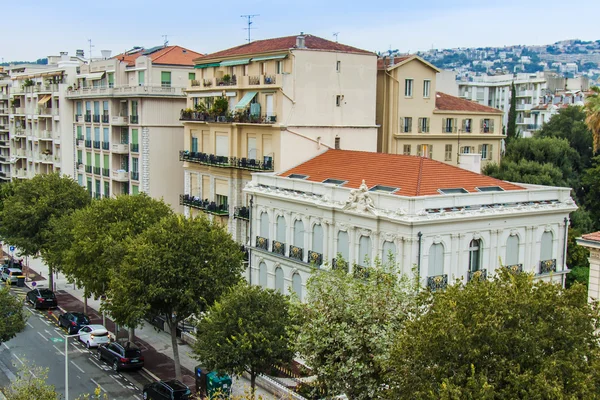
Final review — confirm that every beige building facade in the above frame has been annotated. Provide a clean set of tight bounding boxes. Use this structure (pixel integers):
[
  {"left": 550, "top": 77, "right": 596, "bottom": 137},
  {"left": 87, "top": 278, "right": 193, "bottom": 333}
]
[
  {"left": 181, "top": 33, "right": 378, "bottom": 243},
  {"left": 377, "top": 56, "right": 504, "bottom": 169},
  {"left": 576, "top": 232, "right": 600, "bottom": 302},
  {"left": 0, "top": 69, "right": 10, "bottom": 182}
]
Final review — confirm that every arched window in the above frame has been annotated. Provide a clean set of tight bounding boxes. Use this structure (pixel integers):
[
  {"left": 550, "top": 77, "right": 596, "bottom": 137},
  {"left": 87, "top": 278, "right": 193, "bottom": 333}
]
[
  {"left": 506, "top": 235, "right": 520, "bottom": 265},
  {"left": 541, "top": 231, "right": 553, "bottom": 260},
  {"left": 275, "top": 267, "right": 284, "bottom": 294},
  {"left": 293, "top": 220, "right": 304, "bottom": 247},
  {"left": 468, "top": 239, "right": 482, "bottom": 272},
  {"left": 358, "top": 236, "right": 371, "bottom": 267},
  {"left": 292, "top": 273, "right": 302, "bottom": 301},
  {"left": 382, "top": 241, "right": 396, "bottom": 264},
  {"left": 276, "top": 216, "right": 286, "bottom": 243},
  {"left": 337, "top": 231, "right": 349, "bottom": 262},
  {"left": 259, "top": 262, "right": 267, "bottom": 287},
  {"left": 428, "top": 243, "right": 444, "bottom": 276},
  {"left": 312, "top": 224, "right": 323, "bottom": 254},
  {"left": 260, "top": 212, "right": 269, "bottom": 238}
]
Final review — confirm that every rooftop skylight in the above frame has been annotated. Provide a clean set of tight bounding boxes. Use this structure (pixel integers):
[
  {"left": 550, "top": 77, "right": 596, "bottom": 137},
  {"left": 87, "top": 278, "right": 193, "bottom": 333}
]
[
  {"left": 322, "top": 178, "right": 347, "bottom": 186},
  {"left": 288, "top": 174, "right": 309, "bottom": 180},
  {"left": 439, "top": 188, "right": 469, "bottom": 195},
  {"left": 369, "top": 185, "right": 399, "bottom": 193}
]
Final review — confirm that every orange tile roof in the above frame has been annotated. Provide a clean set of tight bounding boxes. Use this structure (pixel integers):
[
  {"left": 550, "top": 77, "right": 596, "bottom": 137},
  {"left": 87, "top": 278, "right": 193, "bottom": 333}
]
[
  {"left": 377, "top": 55, "right": 412, "bottom": 70},
  {"left": 582, "top": 231, "right": 600, "bottom": 242},
  {"left": 197, "top": 34, "right": 374, "bottom": 61},
  {"left": 113, "top": 46, "right": 204, "bottom": 67},
  {"left": 280, "top": 150, "right": 523, "bottom": 197},
  {"left": 435, "top": 92, "right": 503, "bottom": 114}
]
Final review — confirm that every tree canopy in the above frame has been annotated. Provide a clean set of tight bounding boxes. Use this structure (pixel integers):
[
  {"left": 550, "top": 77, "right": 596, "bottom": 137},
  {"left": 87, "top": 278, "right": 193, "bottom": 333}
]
[
  {"left": 506, "top": 82, "right": 517, "bottom": 145},
  {"left": 193, "top": 283, "right": 295, "bottom": 395},
  {"left": 387, "top": 269, "right": 600, "bottom": 399},
  {"left": 0, "top": 287, "right": 26, "bottom": 345},
  {"left": 583, "top": 85, "right": 600, "bottom": 153}
]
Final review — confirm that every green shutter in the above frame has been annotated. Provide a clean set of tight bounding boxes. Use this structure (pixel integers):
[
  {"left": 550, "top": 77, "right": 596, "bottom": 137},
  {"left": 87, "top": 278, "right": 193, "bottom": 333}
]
[
  {"left": 188, "top": 72, "right": 195, "bottom": 80},
  {"left": 103, "top": 154, "right": 109, "bottom": 168},
  {"left": 132, "top": 129, "right": 139, "bottom": 145},
  {"left": 86, "top": 152, "right": 92, "bottom": 165},
  {"left": 77, "top": 126, "right": 82, "bottom": 139},
  {"left": 95, "top": 153, "right": 100, "bottom": 167},
  {"left": 107, "top": 73, "right": 114, "bottom": 85},
  {"left": 132, "top": 185, "right": 139, "bottom": 195},
  {"left": 138, "top": 71, "right": 145, "bottom": 86},
  {"left": 161, "top": 71, "right": 171, "bottom": 86},
  {"left": 77, "top": 150, "right": 82, "bottom": 163}
]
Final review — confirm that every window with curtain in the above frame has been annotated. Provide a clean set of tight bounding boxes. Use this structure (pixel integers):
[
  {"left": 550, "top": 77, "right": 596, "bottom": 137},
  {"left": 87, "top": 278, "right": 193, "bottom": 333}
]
[
  {"left": 138, "top": 71, "right": 145, "bottom": 86},
  {"left": 275, "top": 267, "right": 284, "bottom": 294},
  {"left": 276, "top": 216, "right": 286, "bottom": 243},
  {"left": 104, "top": 181, "right": 110, "bottom": 197},
  {"left": 103, "top": 128, "right": 109, "bottom": 143},
  {"left": 94, "top": 127, "right": 100, "bottom": 141},
  {"left": 132, "top": 157, "right": 139, "bottom": 173},
  {"left": 85, "top": 127, "right": 91, "bottom": 140},
  {"left": 260, "top": 212, "right": 269, "bottom": 238},
  {"left": 103, "top": 154, "right": 109, "bottom": 169},
  {"left": 382, "top": 241, "right": 396, "bottom": 264},
  {"left": 132, "top": 185, "right": 139, "bottom": 195},
  {"left": 191, "top": 137, "right": 198, "bottom": 153},
  {"left": 131, "top": 129, "right": 138, "bottom": 145},
  {"left": 540, "top": 231, "right": 553, "bottom": 260},
  {"left": 506, "top": 235, "right": 520, "bottom": 265},
  {"left": 161, "top": 71, "right": 171, "bottom": 87},
  {"left": 77, "top": 150, "right": 82, "bottom": 164},
  {"left": 428, "top": 243, "right": 444, "bottom": 276},
  {"left": 215, "top": 136, "right": 229, "bottom": 157},
  {"left": 259, "top": 262, "right": 267, "bottom": 287},
  {"left": 293, "top": 220, "right": 304, "bottom": 247},
  {"left": 337, "top": 231, "right": 349, "bottom": 262},
  {"left": 358, "top": 236, "right": 371, "bottom": 266},
  {"left": 86, "top": 152, "right": 92, "bottom": 166},
  {"left": 76, "top": 102, "right": 82, "bottom": 115},
  {"left": 468, "top": 239, "right": 481, "bottom": 272},
  {"left": 247, "top": 137, "right": 257, "bottom": 159},
  {"left": 292, "top": 273, "right": 302, "bottom": 301},
  {"left": 312, "top": 224, "right": 323, "bottom": 254},
  {"left": 93, "top": 101, "right": 100, "bottom": 115}
]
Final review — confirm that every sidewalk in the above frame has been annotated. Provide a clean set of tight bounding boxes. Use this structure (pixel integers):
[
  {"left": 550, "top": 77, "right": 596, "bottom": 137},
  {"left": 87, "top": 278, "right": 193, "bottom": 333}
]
[{"left": 10, "top": 248, "right": 275, "bottom": 398}]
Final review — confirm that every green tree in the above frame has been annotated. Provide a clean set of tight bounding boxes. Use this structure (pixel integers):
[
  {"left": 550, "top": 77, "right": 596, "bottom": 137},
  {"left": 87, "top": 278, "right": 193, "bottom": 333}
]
[
  {"left": 0, "top": 287, "right": 26, "bottom": 345},
  {"left": 482, "top": 159, "right": 566, "bottom": 186},
  {"left": 582, "top": 155, "right": 600, "bottom": 229},
  {"left": 387, "top": 269, "right": 600, "bottom": 399},
  {"left": 193, "top": 283, "right": 295, "bottom": 396},
  {"left": 112, "top": 214, "right": 244, "bottom": 381},
  {"left": 506, "top": 82, "right": 517, "bottom": 145},
  {"left": 294, "top": 259, "right": 417, "bottom": 400},
  {"left": 0, "top": 173, "right": 90, "bottom": 289},
  {"left": 2, "top": 364, "right": 59, "bottom": 400},
  {"left": 583, "top": 85, "right": 600, "bottom": 153}
]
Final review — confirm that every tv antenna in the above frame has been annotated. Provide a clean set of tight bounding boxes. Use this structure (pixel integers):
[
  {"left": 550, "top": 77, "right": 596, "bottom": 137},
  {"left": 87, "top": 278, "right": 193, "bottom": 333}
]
[
  {"left": 88, "top": 39, "right": 95, "bottom": 60},
  {"left": 241, "top": 14, "right": 259, "bottom": 43},
  {"left": 333, "top": 32, "right": 340, "bottom": 42},
  {"left": 162, "top": 35, "right": 170, "bottom": 47}
]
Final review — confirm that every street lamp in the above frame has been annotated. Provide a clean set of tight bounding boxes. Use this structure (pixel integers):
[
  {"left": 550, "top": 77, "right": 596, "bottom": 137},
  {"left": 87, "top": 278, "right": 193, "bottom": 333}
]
[{"left": 64, "top": 332, "right": 81, "bottom": 400}]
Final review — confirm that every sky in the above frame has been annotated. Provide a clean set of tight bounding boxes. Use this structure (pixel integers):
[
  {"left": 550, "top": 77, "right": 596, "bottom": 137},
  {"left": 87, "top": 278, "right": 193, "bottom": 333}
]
[{"left": 3, "top": 0, "right": 600, "bottom": 62}]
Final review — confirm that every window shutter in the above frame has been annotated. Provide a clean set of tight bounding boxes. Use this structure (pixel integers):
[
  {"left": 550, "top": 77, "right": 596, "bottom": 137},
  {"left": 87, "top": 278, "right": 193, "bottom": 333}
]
[
  {"left": 400, "top": 117, "right": 404, "bottom": 133},
  {"left": 417, "top": 144, "right": 422, "bottom": 156},
  {"left": 490, "top": 119, "right": 495, "bottom": 132},
  {"left": 478, "top": 144, "right": 483, "bottom": 155},
  {"left": 488, "top": 144, "right": 493, "bottom": 160},
  {"left": 428, "top": 144, "right": 433, "bottom": 159},
  {"left": 418, "top": 118, "right": 423, "bottom": 133},
  {"left": 442, "top": 118, "right": 446, "bottom": 132},
  {"left": 407, "top": 118, "right": 412, "bottom": 133},
  {"left": 453, "top": 118, "right": 458, "bottom": 132},
  {"left": 426, "top": 118, "right": 430, "bottom": 132},
  {"left": 462, "top": 119, "right": 466, "bottom": 131},
  {"left": 480, "top": 119, "right": 484, "bottom": 131}
]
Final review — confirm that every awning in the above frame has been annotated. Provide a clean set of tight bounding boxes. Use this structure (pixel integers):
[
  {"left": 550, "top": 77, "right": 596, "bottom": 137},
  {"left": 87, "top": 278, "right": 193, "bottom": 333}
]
[
  {"left": 194, "top": 62, "right": 221, "bottom": 69},
  {"left": 219, "top": 58, "right": 250, "bottom": 67},
  {"left": 37, "top": 95, "right": 52, "bottom": 105},
  {"left": 88, "top": 72, "right": 105, "bottom": 80},
  {"left": 189, "top": 91, "right": 237, "bottom": 98},
  {"left": 234, "top": 91, "right": 258, "bottom": 110},
  {"left": 251, "top": 54, "right": 287, "bottom": 62}
]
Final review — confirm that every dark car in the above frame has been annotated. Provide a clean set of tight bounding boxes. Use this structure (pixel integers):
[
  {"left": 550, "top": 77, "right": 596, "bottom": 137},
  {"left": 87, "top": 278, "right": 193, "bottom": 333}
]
[
  {"left": 26, "top": 288, "right": 57, "bottom": 309},
  {"left": 97, "top": 341, "right": 144, "bottom": 371},
  {"left": 58, "top": 312, "right": 90, "bottom": 334},
  {"left": 143, "top": 380, "right": 191, "bottom": 400}
]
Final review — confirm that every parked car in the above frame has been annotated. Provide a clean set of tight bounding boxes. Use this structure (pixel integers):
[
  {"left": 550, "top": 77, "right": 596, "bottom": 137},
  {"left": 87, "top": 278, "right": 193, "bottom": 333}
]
[
  {"left": 1, "top": 267, "right": 22, "bottom": 284},
  {"left": 77, "top": 324, "right": 110, "bottom": 348},
  {"left": 58, "top": 312, "right": 90, "bottom": 334},
  {"left": 143, "top": 380, "right": 191, "bottom": 400},
  {"left": 26, "top": 288, "right": 57, "bottom": 309},
  {"left": 97, "top": 341, "right": 144, "bottom": 371}
]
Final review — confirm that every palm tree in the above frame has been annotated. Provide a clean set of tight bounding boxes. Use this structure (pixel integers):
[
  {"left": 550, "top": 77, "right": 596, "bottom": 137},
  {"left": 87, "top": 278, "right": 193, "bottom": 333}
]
[{"left": 584, "top": 86, "right": 600, "bottom": 154}]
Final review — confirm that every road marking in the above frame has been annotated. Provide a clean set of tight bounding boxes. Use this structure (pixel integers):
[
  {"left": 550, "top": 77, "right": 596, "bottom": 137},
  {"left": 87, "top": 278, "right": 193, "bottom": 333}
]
[
  {"left": 110, "top": 374, "right": 126, "bottom": 388},
  {"left": 1, "top": 343, "right": 8, "bottom": 349},
  {"left": 53, "top": 345, "right": 65, "bottom": 356},
  {"left": 40, "top": 318, "right": 50, "bottom": 326},
  {"left": 36, "top": 332, "right": 49, "bottom": 341},
  {"left": 90, "top": 378, "right": 107, "bottom": 393},
  {"left": 70, "top": 360, "right": 85, "bottom": 374},
  {"left": 44, "top": 329, "right": 52, "bottom": 335},
  {"left": 133, "top": 395, "right": 142, "bottom": 400},
  {"left": 12, "top": 354, "right": 24, "bottom": 365},
  {"left": 26, "top": 308, "right": 34, "bottom": 315},
  {"left": 26, "top": 322, "right": 33, "bottom": 328}
]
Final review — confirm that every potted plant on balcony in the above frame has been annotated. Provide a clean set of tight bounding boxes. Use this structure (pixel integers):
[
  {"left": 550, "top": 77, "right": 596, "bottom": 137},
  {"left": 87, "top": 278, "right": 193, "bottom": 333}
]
[
  {"left": 221, "top": 74, "right": 232, "bottom": 85},
  {"left": 210, "top": 97, "right": 229, "bottom": 121}
]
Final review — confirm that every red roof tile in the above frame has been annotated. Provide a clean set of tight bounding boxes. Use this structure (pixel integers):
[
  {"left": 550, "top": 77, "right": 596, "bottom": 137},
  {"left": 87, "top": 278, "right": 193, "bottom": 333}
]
[
  {"left": 198, "top": 34, "right": 374, "bottom": 61},
  {"left": 280, "top": 150, "right": 523, "bottom": 197},
  {"left": 113, "top": 46, "right": 204, "bottom": 67},
  {"left": 582, "top": 231, "right": 600, "bottom": 242},
  {"left": 435, "top": 92, "right": 503, "bottom": 114},
  {"left": 377, "top": 55, "right": 412, "bottom": 70}
]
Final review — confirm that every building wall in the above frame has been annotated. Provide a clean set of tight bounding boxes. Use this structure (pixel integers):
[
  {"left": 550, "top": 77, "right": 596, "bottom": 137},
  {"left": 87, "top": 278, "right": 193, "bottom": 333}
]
[
  {"left": 589, "top": 247, "right": 600, "bottom": 301},
  {"left": 146, "top": 125, "right": 184, "bottom": 212}
]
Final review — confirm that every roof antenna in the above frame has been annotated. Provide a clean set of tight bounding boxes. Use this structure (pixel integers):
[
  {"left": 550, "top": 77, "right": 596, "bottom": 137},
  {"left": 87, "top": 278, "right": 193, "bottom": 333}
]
[
  {"left": 333, "top": 32, "right": 340, "bottom": 42},
  {"left": 88, "top": 39, "right": 95, "bottom": 60},
  {"left": 162, "top": 35, "right": 170, "bottom": 47},
  {"left": 241, "top": 14, "right": 259, "bottom": 43}
]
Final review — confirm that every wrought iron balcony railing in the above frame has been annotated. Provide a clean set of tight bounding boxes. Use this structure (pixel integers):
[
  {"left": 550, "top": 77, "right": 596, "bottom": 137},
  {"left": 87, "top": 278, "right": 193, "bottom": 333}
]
[
  {"left": 289, "top": 245, "right": 303, "bottom": 261},
  {"left": 427, "top": 274, "right": 448, "bottom": 291},
  {"left": 93, "top": 115, "right": 100, "bottom": 123},
  {"left": 307, "top": 251, "right": 323, "bottom": 267},
  {"left": 539, "top": 259, "right": 557, "bottom": 274},
  {"left": 506, "top": 264, "right": 523, "bottom": 274},
  {"left": 102, "top": 142, "right": 110, "bottom": 150},
  {"left": 331, "top": 258, "right": 348, "bottom": 272},
  {"left": 179, "top": 151, "right": 274, "bottom": 171},
  {"left": 130, "top": 143, "right": 139, "bottom": 152},
  {"left": 130, "top": 115, "right": 139, "bottom": 124},
  {"left": 467, "top": 269, "right": 487, "bottom": 282},
  {"left": 179, "top": 109, "right": 277, "bottom": 124},
  {"left": 179, "top": 194, "right": 229, "bottom": 216},
  {"left": 93, "top": 166, "right": 101, "bottom": 175},
  {"left": 102, "top": 115, "right": 109, "bottom": 123},
  {"left": 85, "top": 165, "right": 92, "bottom": 173},
  {"left": 102, "top": 168, "right": 110, "bottom": 177},
  {"left": 131, "top": 171, "right": 139, "bottom": 181},
  {"left": 93, "top": 141, "right": 101, "bottom": 149},
  {"left": 84, "top": 114, "right": 92, "bottom": 122},
  {"left": 85, "top": 140, "right": 92, "bottom": 148},
  {"left": 256, "top": 236, "right": 269, "bottom": 251},
  {"left": 234, "top": 206, "right": 250, "bottom": 220},
  {"left": 272, "top": 241, "right": 286, "bottom": 256}
]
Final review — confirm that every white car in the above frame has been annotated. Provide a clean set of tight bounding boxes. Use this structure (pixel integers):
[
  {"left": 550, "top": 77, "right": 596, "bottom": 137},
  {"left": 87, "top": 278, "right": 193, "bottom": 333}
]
[{"left": 78, "top": 324, "right": 110, "bottom": 348}]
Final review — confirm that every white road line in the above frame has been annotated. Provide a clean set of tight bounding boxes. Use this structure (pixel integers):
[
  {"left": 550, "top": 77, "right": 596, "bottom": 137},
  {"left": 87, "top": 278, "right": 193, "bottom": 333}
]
[
  {"left": 36, "top": 332, "right": 49, "bottom": 341},
  {"left": 28, "top": 369, "right": 38, "bottom": 379},
  {"left": 110, "top": 374, "right": 126, "bottom": 388},
  {"left": 133, "top": 395, "right": 142, "bottom": 400},
  {"left": 90, "top": 378, "right": 107, "bottom": 393},
  {"left": 12, "top": 354, "right": 24, "bottom": 365},
  {"left": 1, "top": 343, "right": 8, "bottom": 349},
  {"left": 70, "top": 360, "right": 85, "bottom": 374},
  {"left": 53, "top": 345, "right": 65, "bottom": 356},
  {"left": 26, "top": 322, "right": 33, "bottom": 329},
  {"left": 40, "top": 319, "right": 50, "bottom": 326},
  {"left": 26, "top": 308, "right": 34, "bottom": 315}
]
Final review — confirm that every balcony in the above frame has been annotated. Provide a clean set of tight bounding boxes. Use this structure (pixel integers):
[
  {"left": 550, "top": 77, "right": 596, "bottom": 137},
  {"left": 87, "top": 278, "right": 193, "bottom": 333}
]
[
  {"left": 93, "top": 166, "right": 101, "bottom": 175},
  {"left": 0, "top": 125, "right": 7, "bottom": 131},
  {"left": 307, "top": 250, "right": 323, "bottom": 267},
  {"left": 85, "top": 165, "right": 92, "bottom": 173},
  {"left": 85, "top": 139, "right": 92, "bottom": 148},
  {"left": 0, "top": 155, "right": 8, "bottom": 163},
  {"left": 77, "top": 162, "right": 84, "bottom": 173},
  {"left": 130, "top": 171, "right": 139, "bottom": 181},
  {"left": 180, "top": 109, "right": 277, "bottom": 125},
  {"left": 111, "top": 143, "right": 129, "bottom": 154},
  {"left": 76, "top": 115, "right": 84, "bottom": 123},
  {"left": 233, "top": 206, "right": 250, "bottom": 220},
  {"left": 179, "top": 151, "right": 274, "bottom": 172},
  {"left": 13, "top": 149, "right": 26, "bottom": 159},
  {"left": 271, "top": 241, "right": 286, "bottom": 256},
  {"left": 467, "top": 269, "right": 487, "bottom": 282},
  {"left": 84, "top": 114, "right": 92, "bottom": 123},
  {"left": 331, "top": 258, "right": 348, "bottom": 272},
  {"left": 188, "top": 74, "right": 283, "bottom": 90},
  {"left": 215, "top": 76, "right": 237, "bottom": 86},
  {"left": 93, "top": 115, "right": 100, "bottom": 123},
  {"left": 66, "top": 85, "right": 185, "bottom": 98},
  {"left": 34, "top": 83, "right": 59, "bottom": 93},
  {"left": 11, "top": 107, "right": 26, "bottom": 114},
  {"left": 0, "top": 108, "right": 8, "bottom": 115},
  {"left": 516, "top": 90, "right": 533, "bottom": 97},
  {"left": 112, "top": 170, "right": 129, "bottom": 182},
  {"left": 179, "top": 194, "right": 229, "bottom": 216},
  {"left": 516, "top": 103, "right": 533, "bottom": 111},
  {"left": 427, "top": 274, "right": 448, "bottom": 291},
  {"left": 539, "top": 259, "right": 557, "bottom": 274},
  {"left": 101, "top": 115, "right": 109, "bottom": 123},
  {"left": 0, "top": 141, "right": 9, "bottom": 147},
  {"left": 506, "top": 264, "right": 523, "bottom": 273},
  {"left": 0, "top": 170, "right": 11, "bottom": 179},
  {"left": 102, "top": 168, "right": 110, "bottom": 177},
  {"left": 39, "top": 130, "right": 53, "bottom": 140},
  {"left": 289, "top": 245, "right": 303, "bottom": 262},
  {"left": 93, "top": 140, "right": 101, "bottom": 149},
  {"left": 13, "top": 128, "right": 26, "bottom": 137},
  {"left": 111, "top": 115, "right": 129, "bottom": 125},
  {"left": 255, "top": 236, "right": 269, "bottom": 251},
  {"left": 102, "top": 141, "right": 110, "bottom": 150},
  {"left": 14, "top": 169, "right": 27, "bottom": 179},
  {"left": 130, "top": 115, "right": 139, "bottom": 124},
  {"left": 76, "top": 138, "right": 84, "bottom": 148},
  {"left": 130, "top": 143, "right": 139, "bottom": 153}
]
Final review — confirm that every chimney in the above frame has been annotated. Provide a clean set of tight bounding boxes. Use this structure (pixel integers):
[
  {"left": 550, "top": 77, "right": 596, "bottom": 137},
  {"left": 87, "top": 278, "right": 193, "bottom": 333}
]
[
  {"left": 296, "top": 32, "right": 306, "bottom": 49},
  {"left": 60, "top": 51, "right": 69, "bottom": 61},
  {"left": 76, "top": 49, "right": 84, "bottom": 58},
  {"left": 101, "top": 50, "right": 112, "bottom": 60},
  {"left": 390, "top": 54, "right": 395, "bottom": 66}
]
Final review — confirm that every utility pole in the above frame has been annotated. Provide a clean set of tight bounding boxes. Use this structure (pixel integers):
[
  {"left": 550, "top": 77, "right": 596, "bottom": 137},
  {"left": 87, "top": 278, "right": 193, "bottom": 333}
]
[
  {"left": 333, "top": 32, "right": 340, "bottom": 43},
  {"left": 88, "top": 39, "right": 95, "bottom": 60},
  {"left": 241, "top": 14, "right": 259, "bottom": 43}
]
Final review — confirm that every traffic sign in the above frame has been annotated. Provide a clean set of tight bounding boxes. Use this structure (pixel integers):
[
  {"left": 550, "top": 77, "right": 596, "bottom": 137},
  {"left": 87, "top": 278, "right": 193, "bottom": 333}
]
[
  {"left": 31, "top": 281, "right": 37, "bottom": 287},
  {"left": 9, "top": 246, "right": 15, "bottom": 252},
  {"left": 50, "top": 337, "right": 64, "bottom": 343}
]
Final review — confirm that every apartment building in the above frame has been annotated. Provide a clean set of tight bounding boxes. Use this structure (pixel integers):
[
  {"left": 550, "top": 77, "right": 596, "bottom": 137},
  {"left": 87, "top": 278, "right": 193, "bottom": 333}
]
[
  {"left": 0, "top": 69, "right": 10, "bottom": 182},
  {"left": 180, "top": 33, "right": 378, "bottom": 242},
  {"left": 577, "top": 232, "right": 600, "bottom": 302},
  {"left": 377, "top": 55, "right": 503, "bottom": 169},
  {"left": 245, "top": 150, "right": 574, "bottom": 300},
  {"left": 7, "top": 57, "right": 79, "bottom": 181},
  {"left": 66, "top": 45, "right": 202, "bottom": 210}
]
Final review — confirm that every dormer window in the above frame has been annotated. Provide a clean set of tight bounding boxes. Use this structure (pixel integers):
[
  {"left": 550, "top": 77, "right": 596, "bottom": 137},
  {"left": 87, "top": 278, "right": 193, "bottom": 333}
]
[{"left": 288, "top": 174, "right": 308, "bottom": 179}]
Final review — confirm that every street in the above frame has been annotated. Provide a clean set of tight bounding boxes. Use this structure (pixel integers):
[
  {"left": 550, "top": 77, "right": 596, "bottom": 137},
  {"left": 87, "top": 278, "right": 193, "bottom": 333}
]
[{"left": 0, "top": 288, "right": 154, "bottom": 399}]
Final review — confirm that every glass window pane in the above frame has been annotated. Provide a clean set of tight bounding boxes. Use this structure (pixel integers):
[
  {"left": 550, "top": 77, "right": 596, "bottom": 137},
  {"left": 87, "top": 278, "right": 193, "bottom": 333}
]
[
  {"left": 541, "top": 232, "right": 553, "bottom": 260},
  {"left": 337, "top": 231, "right": 349, "bottom": 262},
  {"left": 428, "top": 243, "right": 444, "bottom": 276},
  {"left": 275, "top": 267, "right": 284, "bottom": 294},
  {"left": 293, "top": 220, "right": 304, "bottom": 247},
  {"left": 276, "top": 216, "right": 286, "bottom": 243},
  {"left": 312, "top": 224, "right": 323, "bottom": 254},
  {"left": 259, "top": 262, "right": 267, "bottom": 287}
]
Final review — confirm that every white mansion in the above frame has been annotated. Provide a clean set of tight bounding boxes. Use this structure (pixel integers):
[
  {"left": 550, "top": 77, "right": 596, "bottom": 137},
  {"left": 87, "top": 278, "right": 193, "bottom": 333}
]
[{"left": 244, "top": 150, "right": 576, "bottom": 300}]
